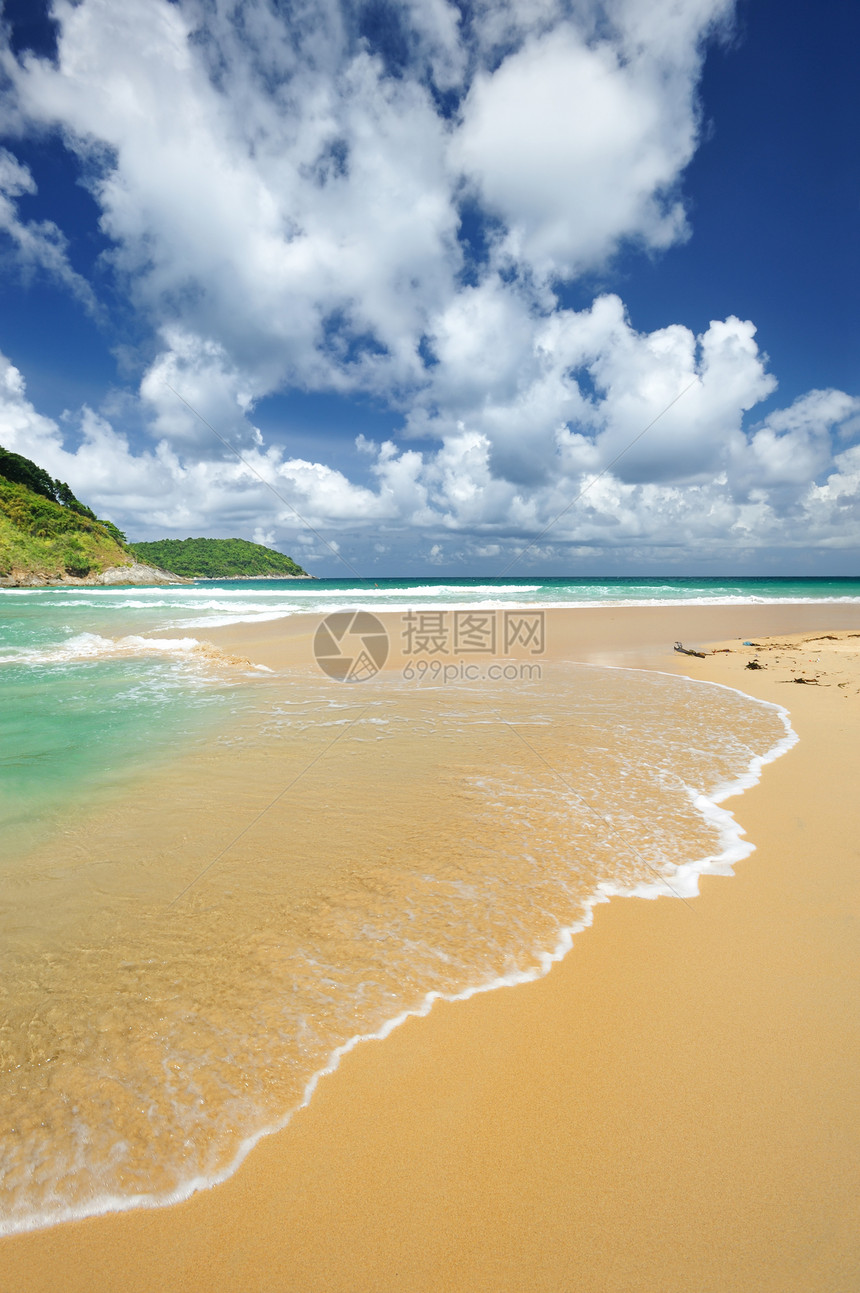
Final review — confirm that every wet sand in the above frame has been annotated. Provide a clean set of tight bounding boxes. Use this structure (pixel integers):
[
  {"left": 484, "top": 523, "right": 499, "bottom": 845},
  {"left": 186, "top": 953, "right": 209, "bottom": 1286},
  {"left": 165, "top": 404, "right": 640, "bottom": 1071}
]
[{"left": 4, "top": 605, "right": 860, "bottom": 1292}]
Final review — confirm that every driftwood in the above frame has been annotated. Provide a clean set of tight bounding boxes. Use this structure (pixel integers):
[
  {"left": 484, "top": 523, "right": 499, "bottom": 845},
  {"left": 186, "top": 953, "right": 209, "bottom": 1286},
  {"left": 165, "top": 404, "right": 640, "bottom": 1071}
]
[{"left": 674, "top": 641, "right": 706, "bottom": 659}]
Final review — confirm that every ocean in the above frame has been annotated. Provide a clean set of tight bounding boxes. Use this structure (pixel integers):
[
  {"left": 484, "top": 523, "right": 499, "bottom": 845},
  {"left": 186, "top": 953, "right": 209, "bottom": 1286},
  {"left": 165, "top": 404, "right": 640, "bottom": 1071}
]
[{"left": 0, "top": 575, "right": 849, "bottom": 1234}]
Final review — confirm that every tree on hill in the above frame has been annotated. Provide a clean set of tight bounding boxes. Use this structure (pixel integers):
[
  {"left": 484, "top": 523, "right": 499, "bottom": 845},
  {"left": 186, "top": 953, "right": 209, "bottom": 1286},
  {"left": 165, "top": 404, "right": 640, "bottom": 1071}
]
[
  {"left": 0, "top": 447, "right": 57, "bottom": 500},
  {"left": 129, "top": 537, "right": 309, "bottom": 578},
  {"left": 0, "top": 445, "right": 126, "bottom": 540}
]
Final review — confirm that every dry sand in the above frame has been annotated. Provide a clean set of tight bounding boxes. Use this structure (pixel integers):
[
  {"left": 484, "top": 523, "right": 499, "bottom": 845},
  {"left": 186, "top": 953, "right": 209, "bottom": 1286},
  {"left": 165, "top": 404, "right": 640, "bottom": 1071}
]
[{"left": 4, "top": 605, "right": 860, "bottom": 1292}]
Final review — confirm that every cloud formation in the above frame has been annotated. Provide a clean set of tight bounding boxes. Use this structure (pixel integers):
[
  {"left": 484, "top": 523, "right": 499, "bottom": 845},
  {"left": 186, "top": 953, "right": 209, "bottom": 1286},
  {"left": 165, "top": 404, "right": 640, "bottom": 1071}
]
[
  {"left": 0, "top": 147, "right": 97, "bottom": 309},
  {"left": 0, "top": 0, "right": 857, "bottom": 571}
]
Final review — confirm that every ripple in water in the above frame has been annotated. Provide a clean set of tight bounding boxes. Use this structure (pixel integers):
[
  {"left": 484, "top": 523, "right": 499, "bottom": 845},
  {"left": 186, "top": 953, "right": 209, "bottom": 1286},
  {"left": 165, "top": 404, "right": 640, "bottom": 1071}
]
[{"left": 0, "top": 662, "right": 791, "bottom": 1234}]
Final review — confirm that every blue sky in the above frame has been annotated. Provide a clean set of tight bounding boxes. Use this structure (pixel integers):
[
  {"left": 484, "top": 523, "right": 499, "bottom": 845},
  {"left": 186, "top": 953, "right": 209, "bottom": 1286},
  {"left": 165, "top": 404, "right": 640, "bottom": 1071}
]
[{"left": 0, "top": 0, "right": 857, "bottom": 575}]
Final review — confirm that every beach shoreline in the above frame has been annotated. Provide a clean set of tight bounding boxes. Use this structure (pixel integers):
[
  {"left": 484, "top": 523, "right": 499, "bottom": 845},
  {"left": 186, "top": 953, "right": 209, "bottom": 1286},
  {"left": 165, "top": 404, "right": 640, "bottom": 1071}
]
[
  {"left": 3, "top": 604, "right": 859, "bottom": 1291},
  {"left": 196, "top": 598, "right": 860, "bottom": 669}
]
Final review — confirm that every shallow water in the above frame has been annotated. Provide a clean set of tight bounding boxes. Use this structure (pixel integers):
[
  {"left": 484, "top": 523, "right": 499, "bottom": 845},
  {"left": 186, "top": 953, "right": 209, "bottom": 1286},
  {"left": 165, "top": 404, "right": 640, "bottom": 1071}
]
[
  {"left": 2, "top": 575, "right": 859, "bottom": 638},
  {"left": 0, "top": 657, "right": 790, "bottom": 1235}
]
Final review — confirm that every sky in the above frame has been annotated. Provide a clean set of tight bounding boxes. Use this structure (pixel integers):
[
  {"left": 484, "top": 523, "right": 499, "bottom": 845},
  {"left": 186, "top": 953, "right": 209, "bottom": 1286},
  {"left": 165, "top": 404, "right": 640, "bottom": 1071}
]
[{"left": 0, "top": 0, "right": 858, "bottom": 577}]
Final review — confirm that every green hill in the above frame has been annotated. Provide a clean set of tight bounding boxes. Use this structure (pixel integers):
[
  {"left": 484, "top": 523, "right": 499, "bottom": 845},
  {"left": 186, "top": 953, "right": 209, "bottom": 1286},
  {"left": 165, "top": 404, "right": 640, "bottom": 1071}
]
[
  {"left": 0, "top": 446, "right": 135, "bottom": 583},
  {"left": 0, "top": 446, "right": 308, "bottom": 585},
  {"left": 129, "top": 537, "right": 310, "bottom": 579}
]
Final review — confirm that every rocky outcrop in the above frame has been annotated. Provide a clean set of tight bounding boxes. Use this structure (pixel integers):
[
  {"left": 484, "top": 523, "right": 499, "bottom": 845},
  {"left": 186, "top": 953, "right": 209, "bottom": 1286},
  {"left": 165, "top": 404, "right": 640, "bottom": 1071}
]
[{"left": 0, "top": 561, "right": 188, "bottom": 587}]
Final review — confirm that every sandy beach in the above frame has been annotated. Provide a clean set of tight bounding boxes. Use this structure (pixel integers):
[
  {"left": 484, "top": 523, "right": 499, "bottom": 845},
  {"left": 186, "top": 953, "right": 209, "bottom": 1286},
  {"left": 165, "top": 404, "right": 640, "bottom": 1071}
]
[{"left": 3, "top": 604, "right": 860, "bottom": 1292}]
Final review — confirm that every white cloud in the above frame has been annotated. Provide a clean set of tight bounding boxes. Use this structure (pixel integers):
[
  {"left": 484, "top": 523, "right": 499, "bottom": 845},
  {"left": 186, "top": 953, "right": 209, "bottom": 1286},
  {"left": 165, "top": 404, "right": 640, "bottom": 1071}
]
[
  {"left": 0, "top": 352, "right": 66, "bottom": 463},
  {"left": 0, "top": 148, "right": 97, "bottom": 310},
  {"left": 5, "top": 0, "right": 460, "bottom": 397},
  {"left": 453, "top": 25, "right": 690, "bottom": 278},
  {"left": 740, "top": 389, "right": 860, "bottom": 496},
  {"left": 588, "top": 309, "right": 777, "bottom": 484},
  {"left": 1, "top": 0, "right": 729, "bottom": 402},
  {"left": 0, "top": 1, "right": 857, "bottom": 570},
  {"left": 409, "top": 294, "right": 776, "bottom": 492},
  {"left": 140, "top": 330, "right": 261, "bottom": 449},
  {"left": 275, "top": 454, "right": 389, "bottom": 522}
]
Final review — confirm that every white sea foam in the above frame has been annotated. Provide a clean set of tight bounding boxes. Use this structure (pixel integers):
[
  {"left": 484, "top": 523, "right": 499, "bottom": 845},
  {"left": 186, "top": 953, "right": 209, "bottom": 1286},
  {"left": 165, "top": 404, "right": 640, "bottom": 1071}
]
[
  {"left": 218, "top": 679, "right": 797, "bottom": 1205},
  {"left": 0, "top": 668, "right": 797, "bottom": 1238},
  {"left": 165, "top": 593, "right": 860, "bottom": 631},
  {"left": 0, "top": 632, "right": 204, "bottom": 667}
]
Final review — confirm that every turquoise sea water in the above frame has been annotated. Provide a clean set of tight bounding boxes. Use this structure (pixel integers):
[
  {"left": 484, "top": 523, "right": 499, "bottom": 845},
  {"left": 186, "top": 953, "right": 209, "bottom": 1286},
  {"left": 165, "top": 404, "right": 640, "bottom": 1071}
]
[
  {"left": 5, "top": 575, "right": 860, "bottom": 644},
  {"left": 0, "top": 596, "right": 250, "bottom": 858},
  {"left": 1, "top": 575, "right": 857, "bottom": 848},
  {"left": 0, "top": 574, "right": 850, "bottom": 1234}
]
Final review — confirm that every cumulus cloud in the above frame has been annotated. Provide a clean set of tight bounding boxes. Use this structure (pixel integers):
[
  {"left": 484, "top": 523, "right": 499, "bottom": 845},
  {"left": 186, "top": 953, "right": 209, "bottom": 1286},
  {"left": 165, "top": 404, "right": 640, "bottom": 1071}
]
[
  {"left": 1, "top": 0, "right": 727, "bottom": 394},
  {"left": 0, "top": 0, "right": 857, "bottom": 569},
  {"left": 2, "top": 337, "right": 859, "bottom": 568},
  {"left": 742, "top": 389, "right": 860, "bottom": 491},
  {"left": 0, "top": 352, "right": 65, "bottom": 461},
  {"left": 406, "top": 292, "right": 778, "bottom": 493},
  {"left": 453, "top": 24, "right": 692, "bottom": 278},
  {"left": 5, "top": 0, "right": 460, "bottom": 396}
]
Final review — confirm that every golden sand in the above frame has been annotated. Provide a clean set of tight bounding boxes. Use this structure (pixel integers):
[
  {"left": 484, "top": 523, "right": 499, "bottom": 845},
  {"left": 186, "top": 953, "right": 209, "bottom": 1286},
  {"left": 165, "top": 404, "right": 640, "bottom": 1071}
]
[{"left": 3, "top": 605, "right": 860, "bottom": 1291}]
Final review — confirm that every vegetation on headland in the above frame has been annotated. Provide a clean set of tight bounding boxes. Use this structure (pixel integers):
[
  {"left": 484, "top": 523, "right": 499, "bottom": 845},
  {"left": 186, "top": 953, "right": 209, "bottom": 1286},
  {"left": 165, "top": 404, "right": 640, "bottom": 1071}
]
[
  {"left": 0, "top": 445, "right": 309, "bottom": 584},
  {"left": 0, "top": 446, "right": 133, "bottom": 582},
  {"left": 129, "top": 537, "right": 310, "bottom": 579},
  {"left": 0, "top": 445, "right": 124, "bottom": 540}
]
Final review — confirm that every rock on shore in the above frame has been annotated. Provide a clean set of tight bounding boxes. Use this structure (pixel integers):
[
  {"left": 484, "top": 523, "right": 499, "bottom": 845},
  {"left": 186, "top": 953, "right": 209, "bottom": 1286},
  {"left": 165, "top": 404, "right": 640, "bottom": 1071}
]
[{"left": 0, "top": 561, "right": 188, "bottom": 587}]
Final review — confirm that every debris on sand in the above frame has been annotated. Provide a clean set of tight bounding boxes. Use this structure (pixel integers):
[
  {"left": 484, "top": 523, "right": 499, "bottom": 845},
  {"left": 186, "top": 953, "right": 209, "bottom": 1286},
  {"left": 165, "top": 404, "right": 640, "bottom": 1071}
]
[{"left": 674, "top": 641, "right": 707, "bottom": 658}]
